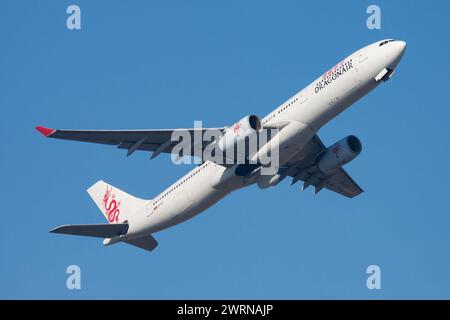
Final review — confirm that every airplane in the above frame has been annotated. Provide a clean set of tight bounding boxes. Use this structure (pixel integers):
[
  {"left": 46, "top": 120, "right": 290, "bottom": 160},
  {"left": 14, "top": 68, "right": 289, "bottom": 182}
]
[{"left": 36, "top": 39, "right": 406, "bottom": 252}]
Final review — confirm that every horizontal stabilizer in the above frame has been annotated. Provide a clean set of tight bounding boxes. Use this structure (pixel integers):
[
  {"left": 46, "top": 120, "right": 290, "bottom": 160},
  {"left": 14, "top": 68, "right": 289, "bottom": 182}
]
[
  {"left": 124, "top": 235, "right": 158, "bottom": 252},
  {"left": 50, "top": 223, "right": 129, "bottom": 238}
]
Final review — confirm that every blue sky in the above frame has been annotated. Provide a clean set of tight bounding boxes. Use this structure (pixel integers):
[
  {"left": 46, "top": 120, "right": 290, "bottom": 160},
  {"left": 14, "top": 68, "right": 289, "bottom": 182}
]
[{"left": 1, "top": 0, "right": 450, "bottom": 299}]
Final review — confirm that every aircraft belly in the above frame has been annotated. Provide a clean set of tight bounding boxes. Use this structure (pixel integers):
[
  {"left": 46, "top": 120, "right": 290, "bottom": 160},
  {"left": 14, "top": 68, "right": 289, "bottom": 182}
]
[
  {"left": 266, "top": 120, "right": 317, "bottom": 167},
  {"left": 142, "top": 164, "right": 231, "bottom": 234},
  {"left": 176, "top": 187, "right": 229, "bottom": 224},
  {"left": 174, "top": 164, "right": 231, "bottom": 223}
]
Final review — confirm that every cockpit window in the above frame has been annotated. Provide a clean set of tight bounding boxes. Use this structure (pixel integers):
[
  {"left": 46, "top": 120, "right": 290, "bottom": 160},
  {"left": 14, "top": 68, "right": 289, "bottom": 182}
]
[{"left": 379, "top": 39, "right": 396, "bottom": 47}]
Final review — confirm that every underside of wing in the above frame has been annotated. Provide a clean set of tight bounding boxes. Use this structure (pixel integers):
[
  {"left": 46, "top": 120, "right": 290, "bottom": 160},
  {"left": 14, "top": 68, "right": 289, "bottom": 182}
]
[
  {"left": 36, "top": 126, "right": 225, "bottom": 159},
  {"left": 285, "top": 134, "right": 363, "bottom": 198},
  {"left": 322, "top": 168, "right": 363, "bottom": 198}
]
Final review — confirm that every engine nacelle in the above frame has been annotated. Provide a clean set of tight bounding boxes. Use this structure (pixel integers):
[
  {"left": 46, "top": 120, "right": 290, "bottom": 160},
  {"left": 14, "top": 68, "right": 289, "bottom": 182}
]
[
  {"left": 317, "top": 135, "right": 362, "bottom": 173},
  {"left": 217, "top": 115, "right": 262, "bottom": 161}
]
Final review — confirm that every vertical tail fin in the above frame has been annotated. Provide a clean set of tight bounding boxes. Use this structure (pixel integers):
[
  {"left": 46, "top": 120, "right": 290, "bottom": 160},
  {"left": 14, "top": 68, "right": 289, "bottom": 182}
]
[{"left": 87, "top": 180, "right": 148, "bottom": 224}]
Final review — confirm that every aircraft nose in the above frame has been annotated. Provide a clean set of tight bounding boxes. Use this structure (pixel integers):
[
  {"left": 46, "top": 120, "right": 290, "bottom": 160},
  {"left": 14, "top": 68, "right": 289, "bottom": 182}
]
[
  {"left": 396, "top": 40, "right": 407, "bottom": 56},
  {"left": 387, "top": 40, "right": 406, "bottom": 69}
]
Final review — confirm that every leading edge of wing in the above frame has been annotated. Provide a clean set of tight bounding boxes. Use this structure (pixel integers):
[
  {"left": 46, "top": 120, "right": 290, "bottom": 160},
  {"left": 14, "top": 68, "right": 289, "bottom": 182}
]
[{"left": 35, "top": 126, "right": 226, "bottom": 138}]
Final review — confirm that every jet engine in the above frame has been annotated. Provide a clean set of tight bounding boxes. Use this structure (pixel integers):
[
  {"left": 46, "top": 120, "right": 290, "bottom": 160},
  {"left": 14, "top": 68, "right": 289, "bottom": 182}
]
[
  {"left": 317, "top": 135, "right": 362, "bottom": 173},
  {"left": 216, "top": 115, "right": 262, "bottom": 162}
]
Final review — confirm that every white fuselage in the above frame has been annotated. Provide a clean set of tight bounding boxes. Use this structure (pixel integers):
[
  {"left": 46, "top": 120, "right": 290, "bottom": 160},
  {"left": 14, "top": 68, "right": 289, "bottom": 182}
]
[{"left": 124, "top": 40, "right": 406, "bottom": 239}]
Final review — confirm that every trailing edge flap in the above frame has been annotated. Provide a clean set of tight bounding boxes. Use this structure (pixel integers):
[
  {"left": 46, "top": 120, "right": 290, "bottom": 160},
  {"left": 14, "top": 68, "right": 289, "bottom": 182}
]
[
  {"left": 124, "top": 235, "right": 158, "bottom": 252},
  {"left": 50, "top": 223, "right": 129, "bottom": 238}
]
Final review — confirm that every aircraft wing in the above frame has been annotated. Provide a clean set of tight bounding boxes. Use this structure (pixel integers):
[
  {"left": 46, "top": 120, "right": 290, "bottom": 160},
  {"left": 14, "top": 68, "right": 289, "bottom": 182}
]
[
  {"left": 36, "top": 126, "right": 225, "bottom": 159},
  {"left": 285, "top": 135, "right": 363, "bottom": 198}
]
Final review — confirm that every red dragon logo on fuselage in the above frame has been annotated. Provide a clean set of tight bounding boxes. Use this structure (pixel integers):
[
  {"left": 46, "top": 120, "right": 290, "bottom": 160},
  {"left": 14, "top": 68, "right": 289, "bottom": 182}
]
[
  {"left": 102, "top": 186, "right": 121, "bottom": 223},
  {"left": 233, "top": 123, "right": 241, "bottom": 135},
  {"left": 332, "top": 144, "right": 341, "bottom": 157}
]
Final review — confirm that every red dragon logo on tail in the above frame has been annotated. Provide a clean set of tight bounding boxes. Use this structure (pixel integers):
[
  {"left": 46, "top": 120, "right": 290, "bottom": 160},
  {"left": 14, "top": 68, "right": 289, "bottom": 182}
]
[{"left": 102, "top": 186, "right": 121, "bottom": 223}]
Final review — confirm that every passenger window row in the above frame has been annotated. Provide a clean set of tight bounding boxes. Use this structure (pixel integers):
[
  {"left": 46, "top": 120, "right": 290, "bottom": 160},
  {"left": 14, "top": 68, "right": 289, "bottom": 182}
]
[
  {"left": 262, "top": 96, "right": 300, "bottom": 125},
  {"left": 154, "top": 162, "right": 210, "bottom": 204},
  {"left": 278, "top": 97, "right": 299, "bottom": 114}
]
